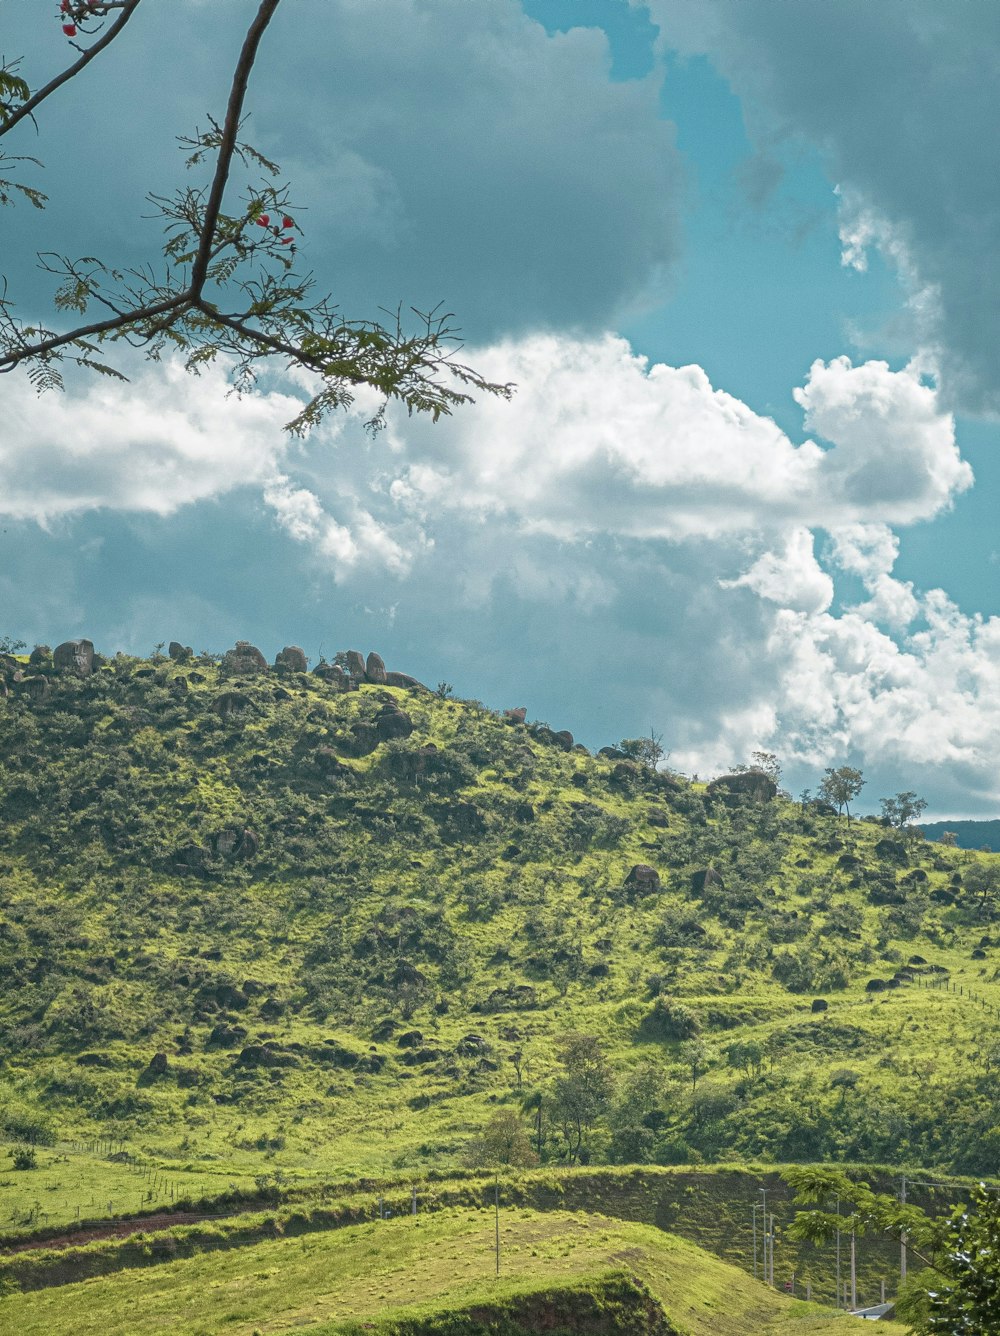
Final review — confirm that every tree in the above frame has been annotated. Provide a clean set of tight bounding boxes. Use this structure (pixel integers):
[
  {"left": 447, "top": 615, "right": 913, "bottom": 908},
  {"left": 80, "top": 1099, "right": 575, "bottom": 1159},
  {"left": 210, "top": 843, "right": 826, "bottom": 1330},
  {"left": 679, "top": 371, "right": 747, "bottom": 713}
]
[
  {"left": 0, "top": 1, "right": 510, "bottom": 432},
  {"left": 818, "top": 766, "right": 865, "bottom": 825},
  {"left": 550, "top": 1032, "right": 614, "bottom": 1163},
  {"left": 783, "top": 1169, "right": 1000, "bottom": 1335},
  {"left": 465, "top": 1110, "right": 538, "bottom": 1170},
  {"left": 734, "top": 750, "right": 782, "bottom": 784},
  {"left": 617, "top": 729, "right": 667, "bottom": 771},
  {"left": 963, "top": 861, "right": 1000, "bottom": 920},
  {"left": 880, "top": 791, "right": 929, "bottom": 835}
]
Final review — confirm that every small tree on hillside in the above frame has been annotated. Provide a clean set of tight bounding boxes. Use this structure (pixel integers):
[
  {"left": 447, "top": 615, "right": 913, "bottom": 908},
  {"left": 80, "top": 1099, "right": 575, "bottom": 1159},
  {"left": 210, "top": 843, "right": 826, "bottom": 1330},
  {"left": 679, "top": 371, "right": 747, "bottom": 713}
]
[
  {"left": 880, "top": 791, "right": 928, "bottom": 838},
  {"left": 818, "top": 766, "right": 865, "bottom": 825},
  {"left": 617, "top": 729, "right": 667, "bottom": 771},
  {"left": 465, "top": 1110, "right": 537, "bottom": 1169},
  {"left": 550, "top": 1032, "right": 614, "bottom": 1163}
]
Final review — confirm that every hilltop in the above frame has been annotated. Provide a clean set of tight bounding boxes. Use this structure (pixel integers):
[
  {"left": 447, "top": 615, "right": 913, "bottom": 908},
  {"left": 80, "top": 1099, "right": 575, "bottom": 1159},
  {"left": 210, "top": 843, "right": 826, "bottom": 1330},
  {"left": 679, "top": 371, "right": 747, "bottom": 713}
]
[{"left": 1, "top": 635, "right": 999, "bottom": 1229}]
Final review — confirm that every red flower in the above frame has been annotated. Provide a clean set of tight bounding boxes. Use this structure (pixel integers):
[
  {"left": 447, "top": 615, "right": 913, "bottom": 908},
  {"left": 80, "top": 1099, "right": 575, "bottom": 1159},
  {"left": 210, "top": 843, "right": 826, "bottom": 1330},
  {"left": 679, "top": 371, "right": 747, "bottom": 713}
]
[
  {"left": 60, "top": 0, "right": 71, "bottom": 11},
  {"left": 282, "top": 216, "right": 294, "bottom": 230},
  {"left": 280, "top": 237, "right": 294, "bottom": 246},
  {"left": 256, "top": 214, "right": 270, "bottom": 227},
  {"left": 62, "top": 22, "right": 77, "bottom": 35}
]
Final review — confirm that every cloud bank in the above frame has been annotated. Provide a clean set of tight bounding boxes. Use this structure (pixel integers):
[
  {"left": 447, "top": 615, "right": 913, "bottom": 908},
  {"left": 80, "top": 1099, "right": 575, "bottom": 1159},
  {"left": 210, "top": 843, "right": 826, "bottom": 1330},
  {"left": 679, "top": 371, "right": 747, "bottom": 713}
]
[{"left": 648, "top": 0, "right": 1000, "bottom": 415}]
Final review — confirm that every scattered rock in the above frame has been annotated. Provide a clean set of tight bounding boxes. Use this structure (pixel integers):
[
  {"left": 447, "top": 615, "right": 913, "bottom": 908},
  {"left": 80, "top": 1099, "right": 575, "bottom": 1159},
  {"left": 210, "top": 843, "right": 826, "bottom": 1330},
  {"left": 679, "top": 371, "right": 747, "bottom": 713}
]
[
  {"left": 221, "top": 641, "right": 269, "bottom": 676},
  {"left": 865, "top": 978, "right": 887, "bottom": 993},
  {"left": 690, "top": 867, "right": 724, "bottom": 895},
  {"left": 313, "top": 662, "right": 349, "bottom": 689},
  {"left": 53, "top": 638, "right": 95, "bottom": 676},
  {"left": 376, "top": 706, "right": 414, "bottom": 741},
  {"left": 396, "top": 1030, "right": 424, "bottom": 1048},
  {"left": 213, "top": 827, "right": 259, "bottom": 861},
  {"left": 455, "top": 1033, "right": 488, "bottom": 1056},
  {"left": 275, "top": 645, "right": 308, "bottom": 674},
  {"left": 168, "top": 642, "right": 192, "bottom": 661},
  {"left": 624, "top": 864, "right": 661, "bottom": 896},
  {"left": 365, "top": 651, "right": 388, "bottom": 684},
  {"left": 28, "top": 645, "right": 52, "bottom": 668},
  {"left": 598, "top": 746, "right": 628, "bottom": 760},
  {"left": 208, "top": 1024, "right": 247, "bottom": 1048},
  {"left": 384, "top": 744, "right": 440, "bottom": 782},
  {"left": 385, "top": 671, "right": 425, "bottom": 690},
  {"left": 345, "top": 650, "right": 367, "bottom": 679},
  {"left": 146, "top": 1052, "right": 169, "bottom": 1076},
  {"left": 811, "top": 999, "right": 829, "bottom": 1013},
  {"left": 707, "top": 771, "right": 777, "bottom": 803},
  {"left": 504, "top": 707, "right": 527, "bottom": 725},
  {"left": 213, "top": 692, "right": 250, "bottom": 721},
  {"left": 875, "top": 838, "right": 909, "bottom": 864}
]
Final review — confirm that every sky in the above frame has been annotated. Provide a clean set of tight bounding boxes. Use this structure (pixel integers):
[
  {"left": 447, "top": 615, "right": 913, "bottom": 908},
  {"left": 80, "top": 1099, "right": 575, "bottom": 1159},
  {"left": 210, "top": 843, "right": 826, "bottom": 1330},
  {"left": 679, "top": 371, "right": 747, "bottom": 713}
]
[{"left": 1, "top": 0, "right": 999, "bottom": 816}]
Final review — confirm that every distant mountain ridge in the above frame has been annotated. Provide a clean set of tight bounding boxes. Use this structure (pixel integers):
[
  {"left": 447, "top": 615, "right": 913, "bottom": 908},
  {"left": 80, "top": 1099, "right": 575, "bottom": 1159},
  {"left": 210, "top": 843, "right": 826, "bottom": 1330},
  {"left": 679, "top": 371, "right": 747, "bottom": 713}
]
[{"left": 921, "top": 818, "right": 1000, "bottom": 851}]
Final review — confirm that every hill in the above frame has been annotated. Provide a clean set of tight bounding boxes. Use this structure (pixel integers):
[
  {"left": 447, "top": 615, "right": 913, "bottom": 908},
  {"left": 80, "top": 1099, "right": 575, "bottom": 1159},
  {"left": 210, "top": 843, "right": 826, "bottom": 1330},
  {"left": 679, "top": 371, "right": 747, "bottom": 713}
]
[
  {"left": 1, "top": 636, "right": 999, "bottom": 1231},
  {"left": 0, "top": 1205, "right": 910, "bottom": 1335},
  {"left": 920, "top": 818, "right": 1000, "bottom": 851}
]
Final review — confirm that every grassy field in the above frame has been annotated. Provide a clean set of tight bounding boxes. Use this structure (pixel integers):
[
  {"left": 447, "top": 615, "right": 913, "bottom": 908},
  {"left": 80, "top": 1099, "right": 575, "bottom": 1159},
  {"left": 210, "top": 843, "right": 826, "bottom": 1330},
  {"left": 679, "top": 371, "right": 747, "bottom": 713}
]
[{"left": 0, "top": 1207, "right": 911, "bottom": 1335}]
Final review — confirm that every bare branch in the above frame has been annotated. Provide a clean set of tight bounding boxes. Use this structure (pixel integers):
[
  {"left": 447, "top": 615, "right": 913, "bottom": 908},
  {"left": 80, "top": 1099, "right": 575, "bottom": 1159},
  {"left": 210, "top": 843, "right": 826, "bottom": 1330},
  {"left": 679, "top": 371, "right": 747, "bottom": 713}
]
[{"left": 1, "top": 1, "right": 142, "bottom": 139}]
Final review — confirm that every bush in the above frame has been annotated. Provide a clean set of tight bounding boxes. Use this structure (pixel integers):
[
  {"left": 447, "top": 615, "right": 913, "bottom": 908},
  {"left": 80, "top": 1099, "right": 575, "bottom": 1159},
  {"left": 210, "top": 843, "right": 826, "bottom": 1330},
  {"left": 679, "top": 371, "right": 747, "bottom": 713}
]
[{"left": 12, "top": 1146, "right": 37, "bottom": 1170}]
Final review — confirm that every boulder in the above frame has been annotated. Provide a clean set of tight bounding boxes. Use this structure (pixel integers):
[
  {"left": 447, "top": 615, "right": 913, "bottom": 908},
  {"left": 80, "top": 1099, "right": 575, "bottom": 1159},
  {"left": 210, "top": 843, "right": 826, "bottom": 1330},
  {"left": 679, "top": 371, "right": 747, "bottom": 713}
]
[
  {"left": 384, "top": 744, "right": 440, "bottom": 782},
  {"left": 376, "top": 707, "right": 414, "bottom": 741},
  {"left": 504, "top": 707, "right": 527, "bottom": 725},
  {"left": 340, "top": 722, "right": 379, "bottom": 757},
  {"left": 275, "top": 645, "right": 308, "bottom": 674},
  {"left": 53, "top": 638, "right": 95, "bottom": 676},
  {"left": 875, "top": 838, "right": 909, "bottom": 864},
  {"left": 221, "top": 641, "right": 268, "bottom": 676},
  {"left": 17, "top": 675, "right": 50, "bottom": 701},
  {"left": 345, "top": 650, "right": 367, "bottom": 679},
  {"left": 28, "top": 644, "right": 52, "bottom": 668},
  {"left": 624, "top": 864, "right": 661, "bottom": 896},
  {"left": 396, "top": 1029, "right": 424, "bottom": 1048},
  {"left": 213, "top": 691, "right": 249, "bottom": 721},
  {"left": 212, "top": 827, "right": 259, "bottom": 861},
  {"left": 553, "top": 729, "right": 574, "bottom": 750},
  {"left": 385, "top": 671, "right": 425, "bottom": 690},
  {"left": 707, "top": 771, "right": 777, "bottom": 803},
  {"left": 313, "top": 662, "right": 349, "bottom": 689},
  {"left": 811, "top": 998, "right": 829, "bottom": 1013},
  {"left": 365, "top": 651, "right": 388, "bottom": 684},
  {"left": 146, "top": 1052, "right": 169, "bottom": 1076},
  {"left": 168, "top": 642, "right": 192, "bottom": 661},
  {"left": 690, "top": 866, "right": 724, "bottom": 895},
  {"left": 598, "top": 746, "right": 628, "bottom": 760}
]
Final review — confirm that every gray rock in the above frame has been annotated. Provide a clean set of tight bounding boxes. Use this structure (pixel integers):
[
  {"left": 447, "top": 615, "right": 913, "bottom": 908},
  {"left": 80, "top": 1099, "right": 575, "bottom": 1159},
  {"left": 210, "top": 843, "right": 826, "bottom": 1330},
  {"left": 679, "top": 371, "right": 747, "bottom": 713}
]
[
  {"left": 624, "top": 864, "right": 661, "bottom": 896},
  {"left": 385, "top": 670, "right": 425, "bottom": 690},
  {"left": 345, "top": 650, "right": 367, "bottom": 679},
  {"left": 53, "top": 639, "right": 95, "bottom": 676},
  {"left": 707, "top": 771, "right": 777, "bottom": 803},
  {"left": 504, "top": 707, "right": 527, "bottom": 725},
  {"left": 275, "top": 645, "right": 308, "bottom": 673},
  {"left": 168, "top": 641, "right": 192, "bottom": 661},
  {"left": 221, "top": 641, "right": 269, "bottom": 676},
  {"left": 376, "top": 707, "right": 414, "bottom": 741},
  {"left": 365, "top": 651, "right": 388, "bottom": 684}
]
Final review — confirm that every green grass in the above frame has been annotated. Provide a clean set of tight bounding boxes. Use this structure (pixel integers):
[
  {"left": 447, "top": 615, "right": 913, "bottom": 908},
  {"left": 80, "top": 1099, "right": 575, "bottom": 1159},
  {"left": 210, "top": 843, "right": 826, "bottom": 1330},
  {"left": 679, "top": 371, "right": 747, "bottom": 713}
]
[{"left": 0, "top": 1207, "right": 910, "bottom": 1335}]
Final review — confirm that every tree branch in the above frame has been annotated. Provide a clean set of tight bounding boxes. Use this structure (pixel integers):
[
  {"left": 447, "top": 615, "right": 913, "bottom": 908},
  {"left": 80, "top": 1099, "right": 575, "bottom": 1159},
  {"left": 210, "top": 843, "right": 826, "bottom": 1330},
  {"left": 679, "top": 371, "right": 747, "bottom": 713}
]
[
  {"left": 190, "top": 0, "right": 281, "bottom": 294},
  {"left": 1, "top": 1, "right": 143, "bottom": 139}
]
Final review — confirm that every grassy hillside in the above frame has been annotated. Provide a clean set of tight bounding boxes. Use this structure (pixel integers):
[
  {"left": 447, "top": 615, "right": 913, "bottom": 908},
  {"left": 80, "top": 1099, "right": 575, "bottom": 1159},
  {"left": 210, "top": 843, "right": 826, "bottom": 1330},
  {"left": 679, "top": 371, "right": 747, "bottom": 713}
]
[
  {"left": 1, "top": 640, "right": 998, "bottom": 1235},
  {"left": 0, "top": 1206, "right": 910, "bottom": 1335}
]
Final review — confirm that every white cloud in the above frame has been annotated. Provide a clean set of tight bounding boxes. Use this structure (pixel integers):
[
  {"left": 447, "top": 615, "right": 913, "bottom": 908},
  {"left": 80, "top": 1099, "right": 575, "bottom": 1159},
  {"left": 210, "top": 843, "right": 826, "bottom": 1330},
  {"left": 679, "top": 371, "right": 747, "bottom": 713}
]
[
  {"left": 723, "top": 528, "right": 832, "bottom": 614},
  {"left": 0, "top": 360, "right": 298, "bottom": 522}
]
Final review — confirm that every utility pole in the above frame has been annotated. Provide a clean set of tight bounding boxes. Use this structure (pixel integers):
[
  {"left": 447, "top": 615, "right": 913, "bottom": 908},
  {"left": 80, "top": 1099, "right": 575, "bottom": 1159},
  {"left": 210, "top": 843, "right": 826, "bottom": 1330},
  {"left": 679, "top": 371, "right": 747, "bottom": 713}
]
[
  {"left": 835, "top": 1196, "right": 841, "bottom": 1308},
  {"left": 850, "top": 1230, "right": 857, "bottom": 1311},
  {"left": 752, "top": 1202, "right": 760, "bottom": 1280},
  {"left": 759, "top": 1188, "right": 769, "bottom": 1285},
  {"left": 900, "top": 1175, "right": 908, "bottom": 1282},
  {"left": 494, "top": 1175, "right": 500, "bottom": 1277},
  {"left": 769, "top": 1213, "right": 775, "bottom": 1287}
]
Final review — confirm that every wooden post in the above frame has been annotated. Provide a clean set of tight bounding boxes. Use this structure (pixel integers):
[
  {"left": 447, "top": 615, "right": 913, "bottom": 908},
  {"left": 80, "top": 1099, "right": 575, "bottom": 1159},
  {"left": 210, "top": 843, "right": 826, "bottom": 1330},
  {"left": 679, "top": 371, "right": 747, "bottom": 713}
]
[
  {"left": 494, "top": 1176, "right": 500, "bottom": 1277},
  {"left": 901, "top": 1175, "right": 908, "bottom": 1282},
  {"left": 850, "top": 1231, "right": 857, "bottom": 1310}
]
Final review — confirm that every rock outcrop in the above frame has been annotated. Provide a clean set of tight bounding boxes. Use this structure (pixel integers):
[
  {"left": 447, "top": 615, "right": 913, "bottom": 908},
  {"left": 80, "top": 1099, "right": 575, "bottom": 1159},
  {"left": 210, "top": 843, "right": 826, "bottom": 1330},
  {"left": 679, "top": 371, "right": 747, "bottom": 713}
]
[
  {"left": 365, "top": 651, "right": 388, "bottom": 684},
  {"left": 275, "top": 645, "right": 308, "bottom": 674},
  {"left": 221, "top": 641, "right": 268, "bottom": 676},
  {"left": 53, "top": 639, "right": 95, "bottom": 676},
  {"left": 707, "top": 771, "right": 777, "bottom": 804}
]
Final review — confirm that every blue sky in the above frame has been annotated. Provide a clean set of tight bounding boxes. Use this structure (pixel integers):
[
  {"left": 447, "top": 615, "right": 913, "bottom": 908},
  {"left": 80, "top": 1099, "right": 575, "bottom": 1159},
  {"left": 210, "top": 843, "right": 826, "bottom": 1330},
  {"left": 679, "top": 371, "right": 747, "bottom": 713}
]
[{"left": 2, "top": 0, "right": 999, "bottom": 816}]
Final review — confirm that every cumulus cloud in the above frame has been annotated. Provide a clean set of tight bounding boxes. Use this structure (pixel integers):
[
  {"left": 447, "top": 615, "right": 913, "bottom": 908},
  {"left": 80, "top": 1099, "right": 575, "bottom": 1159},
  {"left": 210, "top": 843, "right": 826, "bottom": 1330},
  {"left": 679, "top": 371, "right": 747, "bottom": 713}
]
[
  {"left": 647, "top": 0, "right": 1000, "bottom": 414},
  {"left": 381, "top": 336, "right": 970, "bottom": 541},
  {"left": 0, "top": 361, "right": 299, "bottom": 522}
]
